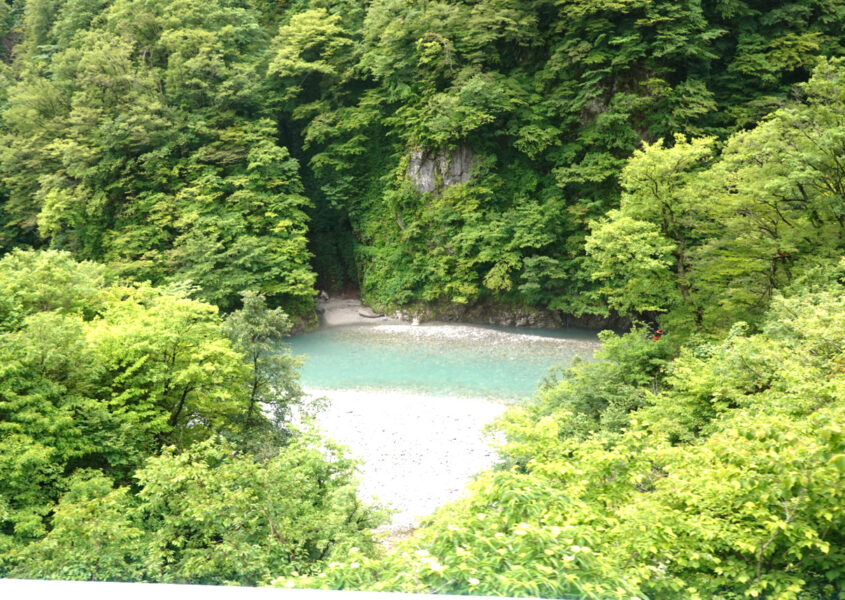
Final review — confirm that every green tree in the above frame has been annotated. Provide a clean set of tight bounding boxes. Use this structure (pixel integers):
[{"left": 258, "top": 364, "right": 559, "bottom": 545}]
[
  {"left": 0, "top": 252, "right": 262, "bottom": 558},
  {"left": 266, "top": 0, "right": 845, "bottom": 315},
  {"left": 0, "top": 0, "right": 316, "bottom": 314},
  {"left": 7, "top": 472, "right": 144, "bottom": 581},
  {"left": 135, "top": 436, "right": 384, "bottom": 585},
  {"left": 224, "top": 290, "right": 310, "bottom": 449},
  {"left": 586, "top": 60, "right": 845, "bottom": 333},
  {"left": 1, "top": 250, "right": 385, "bottom": 584}
]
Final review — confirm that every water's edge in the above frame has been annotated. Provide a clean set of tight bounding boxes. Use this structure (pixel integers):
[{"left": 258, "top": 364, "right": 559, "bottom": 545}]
[
  {"left": 288, "top": 321, "right": 599, "bottom": 402},
  {"left": 287, "top": 313, "right": 599, "bottom": 529}
]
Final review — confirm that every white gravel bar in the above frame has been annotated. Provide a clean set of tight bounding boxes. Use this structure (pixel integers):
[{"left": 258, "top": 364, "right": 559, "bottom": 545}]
[{"left": 305, "top": 388, "right": 506, "bottom": 530}]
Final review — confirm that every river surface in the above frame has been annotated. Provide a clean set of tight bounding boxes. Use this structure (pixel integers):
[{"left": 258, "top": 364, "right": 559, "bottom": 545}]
[
  {"left": 286, "top": 318, "right": 600, "bottom": 529},
  {"left": 287, "top": 321, "right": 600, "bottom": 401}
]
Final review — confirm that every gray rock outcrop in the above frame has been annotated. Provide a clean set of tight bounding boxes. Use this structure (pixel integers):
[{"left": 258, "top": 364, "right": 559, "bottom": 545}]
[
  {"left": 408, "top": 145, "right": 474, "bottom": 193},
  {"left": 391, "top": 301, "right": 563, "bottom": 329},
  {"left": 390, "top": 300, "right": 630, "bottom": 330}
]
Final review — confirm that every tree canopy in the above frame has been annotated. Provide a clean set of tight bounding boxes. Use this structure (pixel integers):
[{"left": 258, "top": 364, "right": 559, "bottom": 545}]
[
  {"left": 0, "top": 249, "right": 383, "bottom": 581},
  {"left": 2, "top": 0, "right": 844, "bottom": 318},
  {"left": 0, "top": 0, "right": 843, "bottom": 596}
]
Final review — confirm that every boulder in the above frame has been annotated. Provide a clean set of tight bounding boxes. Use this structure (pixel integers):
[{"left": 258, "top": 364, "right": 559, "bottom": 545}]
[{"left": 358, "top": 306, "right": 385, "bottom": 319}]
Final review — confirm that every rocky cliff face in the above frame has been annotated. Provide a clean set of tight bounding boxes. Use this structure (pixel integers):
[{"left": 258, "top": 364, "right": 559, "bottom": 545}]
[{"left": 407, "top": 145, "right": 474, "bottom": 193}]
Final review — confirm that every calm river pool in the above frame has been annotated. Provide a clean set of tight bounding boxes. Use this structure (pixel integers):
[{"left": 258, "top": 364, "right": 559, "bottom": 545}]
[{"left": 287, "top": 322, "right": 600, "bottom": 401}]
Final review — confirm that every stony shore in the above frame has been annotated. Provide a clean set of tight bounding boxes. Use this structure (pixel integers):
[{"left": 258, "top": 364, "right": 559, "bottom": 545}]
[
  {"left": 305, "top": 387, "right": 506, "bottom": 531},
  {"left": 316, "top": 297, "right": 391, "bottom": 327},
  {"left": 302, "top": 296, "right": 596, "bottom": 532}
]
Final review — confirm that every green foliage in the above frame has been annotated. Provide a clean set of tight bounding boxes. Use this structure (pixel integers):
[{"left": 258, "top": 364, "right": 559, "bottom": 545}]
[
  {"left": 586, "top": 60, "right": 845, "bottom": 333},
  {"left": 268, "top": 0, "right": 845, "bottom": 313},
  {"left": 0, "top": 248, "right": 107, "bottom": 324},
  {"left": 0, "top": 250, "right": 383, "bottom": 582},
  {"left": 512, "top": 328, "right": 675, "bottom": 445},
  {"left": 5, "top": 0, "right": 842, "bottom": 315},
  {"left": 0, "top": 250, "right": 243, "bottom": 549},
  {"left": 8, "top": 472, "right": 144, "bottom": 581},
  {"left": 134, "top": 435, "right": 383, "bottom": 585},
  {"left": 585, "top": 212, "right": 677, "bottom": 316},
  {"left": 300, "top": 277, "right": 845, "bottom": 599},
  {"left": 223, "top": 290, "right": 314, "bottom": 450},
  {"left": 0, "top": 0, "right": 316, "bottom": 314},
  {"left": 8, "top": 436, "right": 385, "bottom": 585},
  {"left": 3, "top": 0, "right": 844, "bottom": 315}
]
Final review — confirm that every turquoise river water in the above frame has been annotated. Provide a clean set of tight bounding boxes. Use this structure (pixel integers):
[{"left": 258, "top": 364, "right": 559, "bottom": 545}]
[{"left": 286, "top": 322, "right": 600, "bottom": 401}]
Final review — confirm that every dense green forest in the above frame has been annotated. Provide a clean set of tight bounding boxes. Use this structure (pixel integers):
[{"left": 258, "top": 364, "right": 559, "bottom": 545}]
[
  {"left": 0, "top": 249, "right": 385, "bottom": 581},
  {"left": 1, "top": 0, "right": 843, "bottom": 598}
]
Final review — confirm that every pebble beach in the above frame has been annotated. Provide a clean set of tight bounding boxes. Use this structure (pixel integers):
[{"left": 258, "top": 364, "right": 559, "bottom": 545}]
[
  {"left": 307, "top": 387, "right": 506, "bottom": 530},
  {"left": 298, "top": 297, "right": 596, "bottom": 531}
]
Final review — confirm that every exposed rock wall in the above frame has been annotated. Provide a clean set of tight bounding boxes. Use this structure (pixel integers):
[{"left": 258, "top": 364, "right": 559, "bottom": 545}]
[
  {"left": 391, "top": 301, "right": 561, "bottom": 329},
  {"left": 408, "top": 145, "right": 474, "bottom": 193},
  {"left": 297, "top": 297, "right": 629, "bottom": 333},
  {"left": 388, "top": 300, "right": 630, "bottom": 331}
]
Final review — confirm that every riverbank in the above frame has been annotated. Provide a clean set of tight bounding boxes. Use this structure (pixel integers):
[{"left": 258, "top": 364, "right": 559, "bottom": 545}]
[
  {"left": 314, "top": 295, "right": 629, "bottom": 331},
  {"left": 297, "top": 298, "right": 599, "bottom": 531},
  {"left": 316, "top": 297, "right": 390, "bottom": 327},
  {"left": 305, "top": 388, "right": 506, "bottom": 531}
]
